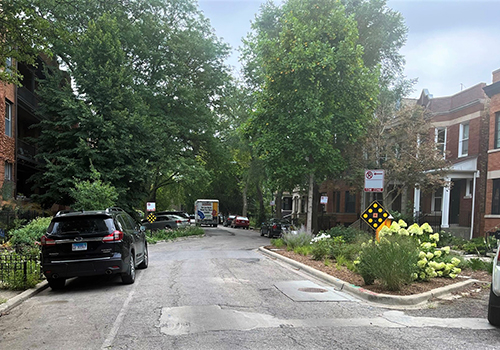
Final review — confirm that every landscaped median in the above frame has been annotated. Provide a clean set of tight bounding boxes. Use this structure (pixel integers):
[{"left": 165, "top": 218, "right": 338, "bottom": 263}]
[
  {"left": 257, "top": 222, "right": 492, "bottom": 306},
  {"left": 259, "top": 246, "right": 485, "bottom": 306}
]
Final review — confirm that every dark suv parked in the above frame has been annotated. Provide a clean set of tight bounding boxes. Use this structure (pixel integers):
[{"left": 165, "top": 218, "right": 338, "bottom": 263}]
[{"left": 41, "top": 207, "right": 148, "bottom": 290}]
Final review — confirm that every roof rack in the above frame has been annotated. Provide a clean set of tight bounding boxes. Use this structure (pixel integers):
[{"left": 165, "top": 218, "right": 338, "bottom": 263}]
[
  {"left": 55, "top": 210, "right": 81, "bottom": 217},
  {"left": 106, "top": 207, "right": 125, "bottom": 213}
]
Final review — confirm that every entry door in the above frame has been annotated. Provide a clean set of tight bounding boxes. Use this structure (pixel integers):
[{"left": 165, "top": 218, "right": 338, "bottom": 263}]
[{"left": 449, "top": 180, "right": 461, "bottom": 225}]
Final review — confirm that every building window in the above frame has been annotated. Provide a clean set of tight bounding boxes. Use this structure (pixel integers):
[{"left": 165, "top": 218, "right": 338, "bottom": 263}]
[
  {"left": 459, "top": 123, "right": 469, "bottom": 157},
  {"left": 432, "top": 187, "right": 443, "bottom": 212},
  {"left": 435, "top": 127, "right": 446, "bottom": 158},
  {"left": 345, "top": 191, "right": 356, "bottom": 213},
  {"left": 282, "top": 197, "right": 292, "bottom": 211},
  {"left": 300, "top": 196, "right": 306, "bottom": 213},
  {"left": 4, "top": 163, "right": 12, "bottom": 181},
  {"left": 5, "top": 57, "right": 13, "bottom": 72},
  {"left": 493, "top": 179, "right": 500, "bottom": 214},
  {"left": 465, "top": 179, "right": 473, "bottom": 198},
  {"left": 495, "top": 113, "right": 500, "bottom": 149},
  {"left": 5, "top": 100, "right": 12, "bottom": 137}
]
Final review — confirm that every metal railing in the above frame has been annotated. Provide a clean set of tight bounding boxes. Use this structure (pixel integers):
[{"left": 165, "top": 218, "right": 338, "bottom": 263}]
[{"left": 0, "top": 252, "right": 42, "bottom": 289}]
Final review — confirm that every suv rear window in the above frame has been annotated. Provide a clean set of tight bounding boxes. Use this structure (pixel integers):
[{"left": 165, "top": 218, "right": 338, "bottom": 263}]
[{"left": 48, "top": 215, "right": 115, "bottom": 235}]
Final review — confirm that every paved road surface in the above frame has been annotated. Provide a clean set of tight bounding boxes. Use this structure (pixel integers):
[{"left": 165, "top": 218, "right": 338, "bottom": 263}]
[{"left": 0, "top": 227, "right": 498, "bottom": 349}]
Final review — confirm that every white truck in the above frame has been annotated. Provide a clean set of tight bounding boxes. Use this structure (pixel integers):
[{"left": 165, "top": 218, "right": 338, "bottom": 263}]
[{"left": 194, "top": 199, "right": 219, "bottom": 227}]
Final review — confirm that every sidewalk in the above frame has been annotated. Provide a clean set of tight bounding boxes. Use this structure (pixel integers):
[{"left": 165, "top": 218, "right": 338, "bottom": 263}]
[
  {"left": 258, "top": 246, "right": 485, "bottom": 307},
  {"left": 0, "top": 280, "right": 49, "bottom": 315}
]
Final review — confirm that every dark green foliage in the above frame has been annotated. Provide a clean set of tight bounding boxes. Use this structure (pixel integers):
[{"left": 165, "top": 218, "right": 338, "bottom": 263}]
[
  {"left": 325, "top": 226, "right": 371, "bottom": 244},
  {"left": 146, "top": 225, "right": 204, "bottom": 244},
  {"left": 8, "top": 217, "right": 52, "bottom": 254},
  {"left": 357, "top": 235, "right": 419, "bottom": 291}
]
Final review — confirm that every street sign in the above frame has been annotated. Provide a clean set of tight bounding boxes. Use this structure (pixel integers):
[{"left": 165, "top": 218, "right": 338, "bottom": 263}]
[
  {"left": 320, "top": 196, "right": 328, "bottom": 204},
  {"left": 147, "top": 202, "right": 156, "bottom": 212},
  {"left": 361, "top": 201, "right": 389, "bottom": 230},
  {"left": 364, "top": 170, "right": 384, "bottom": 192}
]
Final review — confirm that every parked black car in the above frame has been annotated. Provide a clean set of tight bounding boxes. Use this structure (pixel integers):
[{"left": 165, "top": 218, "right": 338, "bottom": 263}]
[
  {"left": 260, "top": 218, "right": 292, "bottom": 238},
  {"left": 40, "top": 207, "right": 148, "bottom": 290}
]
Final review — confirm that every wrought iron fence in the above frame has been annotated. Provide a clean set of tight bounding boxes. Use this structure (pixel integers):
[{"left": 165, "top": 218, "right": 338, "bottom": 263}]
[{"left": 0, "top": 252, "right": 42, "bottom": 289}]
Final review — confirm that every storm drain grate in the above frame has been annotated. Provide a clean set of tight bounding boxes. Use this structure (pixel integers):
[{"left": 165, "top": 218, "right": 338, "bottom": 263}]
[{"left": 298, "top": 287, "right": 328, "bottom": 293}]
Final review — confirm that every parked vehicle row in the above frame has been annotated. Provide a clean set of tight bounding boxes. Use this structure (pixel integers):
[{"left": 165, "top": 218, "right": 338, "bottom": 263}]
[{"left": 141, "top": 214, "right": 189, "bottom": 231}]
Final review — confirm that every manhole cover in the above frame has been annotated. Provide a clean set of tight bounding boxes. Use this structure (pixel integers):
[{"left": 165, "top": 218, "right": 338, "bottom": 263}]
[{"left": 298, "top": 287, "right": 328, "bottom": 293}]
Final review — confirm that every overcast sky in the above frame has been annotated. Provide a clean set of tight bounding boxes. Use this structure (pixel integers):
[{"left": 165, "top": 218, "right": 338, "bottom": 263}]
[{"left": 198, "top": 0, "right": 500, "bottom": 99}]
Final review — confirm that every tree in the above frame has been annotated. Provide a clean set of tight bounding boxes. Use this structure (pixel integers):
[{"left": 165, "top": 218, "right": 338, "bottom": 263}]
[
  {"left": 0, "top": 0, "right": 52, "bottom": 84},
  {"left": 70, "top": 166, "right": 118, "bottom": 211},
  {"left": 32, "top": 0, "right": 231, "bottom": 212},
  {"left": 243, "top": 0, "right": 379, "bottom": 233},
  {"left": 346, "top": 103, "right": 451, "bottom": 213}
]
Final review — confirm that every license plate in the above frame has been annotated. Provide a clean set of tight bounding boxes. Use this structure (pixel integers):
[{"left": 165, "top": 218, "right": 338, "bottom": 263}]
[{"left": 72, "top": 242, "right": 87, "bottom": 251}]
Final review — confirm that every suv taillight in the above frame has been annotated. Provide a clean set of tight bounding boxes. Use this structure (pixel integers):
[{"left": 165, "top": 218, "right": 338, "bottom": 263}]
[
  {"left": 175, "top": 220, "right": 182, "bottom": 224},
  {"left": 40, "top": 235, "right": 56, "bottom": 246},
  {"left": 102, "top": 230, "right": 124, "bottom": 242},
  {"left": 272, "top": 224, "right": 277, "bottom": 229}
]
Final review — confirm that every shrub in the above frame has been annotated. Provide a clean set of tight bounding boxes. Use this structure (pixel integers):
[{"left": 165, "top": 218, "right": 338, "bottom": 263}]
[
  {"left": 282, "top": 229, "right": 313, "bottom": 250},
  {"left": 294, "top": 245, "right": 312, "bottom": 256},
  {"left": 69, "top": 166, "right": 118, "bottom": 211},
  {"left": 311, "top": 239, "right": 330, "bottom": 260},
  {"left": 357, "top": 235, "right": 419, "bottom": 291},
  {"left": 8, "top": 217, "right": 52, "bottom": 254},
  {"left": 0, "top": 252, "right": 42, "bottom": 290},
  {"left": 466, "top": 258, "right": 492, "bottom": 272},
  {"left": 270, "top": 238, "right": 285, "bottom": 248},
  {"left": 146, "top": 226, "right": 203, "bottom": 244},
  {"left": 324, "top": 226, "right": 370, "bottom": 244}
]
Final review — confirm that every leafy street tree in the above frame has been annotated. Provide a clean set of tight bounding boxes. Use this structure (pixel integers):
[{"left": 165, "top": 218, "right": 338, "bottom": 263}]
[
  {"left": 31, "top": 0, "right": 231, "bottom": 212},
  {"left": 346, "top": 103, "right": 451, "bottom": 213},
  {"left": 0, "top": 0, "right": 52, "bottom": 84},
  {"left": 243, "top": 0, "right": 379, "bottom": 233}
]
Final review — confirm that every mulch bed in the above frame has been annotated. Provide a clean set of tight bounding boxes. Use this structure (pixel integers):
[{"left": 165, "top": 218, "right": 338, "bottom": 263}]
[{"left": 265, "top": 246, "right": 491, "bottom": 296}]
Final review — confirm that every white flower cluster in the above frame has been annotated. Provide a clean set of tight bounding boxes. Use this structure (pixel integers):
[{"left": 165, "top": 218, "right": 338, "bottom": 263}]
[{"left": 310, "top": 232, "right": 331, "bottom": 244}]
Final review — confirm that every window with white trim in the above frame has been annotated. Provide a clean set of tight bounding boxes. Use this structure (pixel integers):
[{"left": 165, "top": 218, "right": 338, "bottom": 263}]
[
  {"left": 5, "top": 100, "right": 12, "bottom": 137},
  {"left": 459, "top": 123, "right": 469, "bottom": 157},
  {"left": 431, "top": 187, "right": 443, "bottom": 212},
  {"left": 4, "top": 162, "right": 12, "bottom": 181},
  {"left": 435, "top": 127, "right": 446, "bottom": 158},
  {"left": 465, "top": 179, "right": 473, "bottom": 198}
]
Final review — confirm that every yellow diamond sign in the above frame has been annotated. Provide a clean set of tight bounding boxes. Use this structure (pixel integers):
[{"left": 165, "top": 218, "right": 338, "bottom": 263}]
[
  {"left": 361, "top": 201, "right": 389, "bottom": 230},
  {"left": 147, "top": 213, "right": 156, "bottom": 223}
]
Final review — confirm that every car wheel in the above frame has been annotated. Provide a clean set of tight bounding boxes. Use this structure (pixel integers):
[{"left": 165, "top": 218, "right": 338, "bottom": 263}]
[
  {"left": 488, "top": 287, "right": 500, "bottom": 326},
  {"left": 138, "top": 243, "right": 148, "bottom": 269},
  {"left": 48, "top": 278, "right": 66, "bottom": 290},
  {"left": 122, "top": 254, "right": 136, "bottom": 284},
  {"left": 260, "top": 228, "right": 265, "bottom": 236}
]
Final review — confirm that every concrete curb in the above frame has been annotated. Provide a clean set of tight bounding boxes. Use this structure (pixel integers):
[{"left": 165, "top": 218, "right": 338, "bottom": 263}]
[
  {"left": 258, "top": 246, "right": 481, "bottom": 306},
  {"left": 0, "top": 280, "right": 49, "bottom": 315}
]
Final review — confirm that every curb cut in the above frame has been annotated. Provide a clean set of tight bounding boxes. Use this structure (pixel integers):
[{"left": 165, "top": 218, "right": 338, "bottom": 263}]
[
  {"left": 0, "top": 280, "right": 49, "bottom": 315},
  {"left": 258, "top": 246, "right": 481, "bottom": 306}
]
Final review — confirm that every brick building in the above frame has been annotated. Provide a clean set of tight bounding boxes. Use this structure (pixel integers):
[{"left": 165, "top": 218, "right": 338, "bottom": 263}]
[
  {"left": 483, "top": 69, "right": 500, "bottom": 234},
  {"left": 1, "top": 57, "right": 47, "bottom": 199}
]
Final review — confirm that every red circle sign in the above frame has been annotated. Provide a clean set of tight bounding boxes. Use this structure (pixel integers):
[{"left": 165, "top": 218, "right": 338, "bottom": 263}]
[{"left": 366, "top": 171, "right": 373, "bottom": 179}]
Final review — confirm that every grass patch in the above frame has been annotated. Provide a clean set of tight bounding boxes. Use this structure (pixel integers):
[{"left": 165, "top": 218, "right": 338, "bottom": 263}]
[{"left": 146, "top": 226, "right": 204, "bottom": 244}]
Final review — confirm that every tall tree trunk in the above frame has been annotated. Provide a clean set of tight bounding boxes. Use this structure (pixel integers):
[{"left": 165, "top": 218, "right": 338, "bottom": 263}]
[
  {"left": 276, "top": 191, "right": 283, "bottom": 219},
  {"left": 256, "top": 183, "right": 265, "bottom": 225},
  {"left": 307, "top": 173, "right": 314, "bottom": 234},
  {"left": 242, "top": 182, "right": 248, "bottom": 217}
]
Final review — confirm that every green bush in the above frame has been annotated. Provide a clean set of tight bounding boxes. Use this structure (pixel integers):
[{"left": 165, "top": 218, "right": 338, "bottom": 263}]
[
  {"left": 69, "top": 166, "right": 118, "bottom": 211},
  {"left": 357, "top": 235, "right": 419, "bottom": 291},
  {"left": 282, "top": 230, "right": 313, "bottom": 250},
  {"left": 0, "top": 252, "right": 42, "bottom": 290},
  {"left": 146, "top": 225, "right": 204, "bottom": 244},
  {"left": 8, "top": 217, "right": 52, "bottom": 254},
  {"left": 466, "top": 258, "right": 492, "bottom": 272},
  {"left": 270, "top": 238, "right": 285, "bottom": 248},
  {"left": 311, "top": 239, "right": 330, "bottom": 260},
  {"left": 324, "top": 226, "right": 370, "bottom": 244},
  {"left": 294, "top": 245, "right": 312, "bottom": 256}
]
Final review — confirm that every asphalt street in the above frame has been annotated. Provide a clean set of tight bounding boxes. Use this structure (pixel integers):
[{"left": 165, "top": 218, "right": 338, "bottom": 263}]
[{"left": 0, "top": 226, "right": 499, "bottom": 349}]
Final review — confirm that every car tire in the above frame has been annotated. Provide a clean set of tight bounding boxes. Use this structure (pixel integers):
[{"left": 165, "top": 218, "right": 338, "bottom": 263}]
[
  {"left": 121, "top": 254, "right": 136, "bottom": 284},
  {"left": 488, "top": 287, "right": 500, "bottom": 326},
  {"left": 138, "top": 243, "right": 148, "bottom": 269},
  {"left": 48, "top": 278, "right": 66, "bottom": 290}
]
